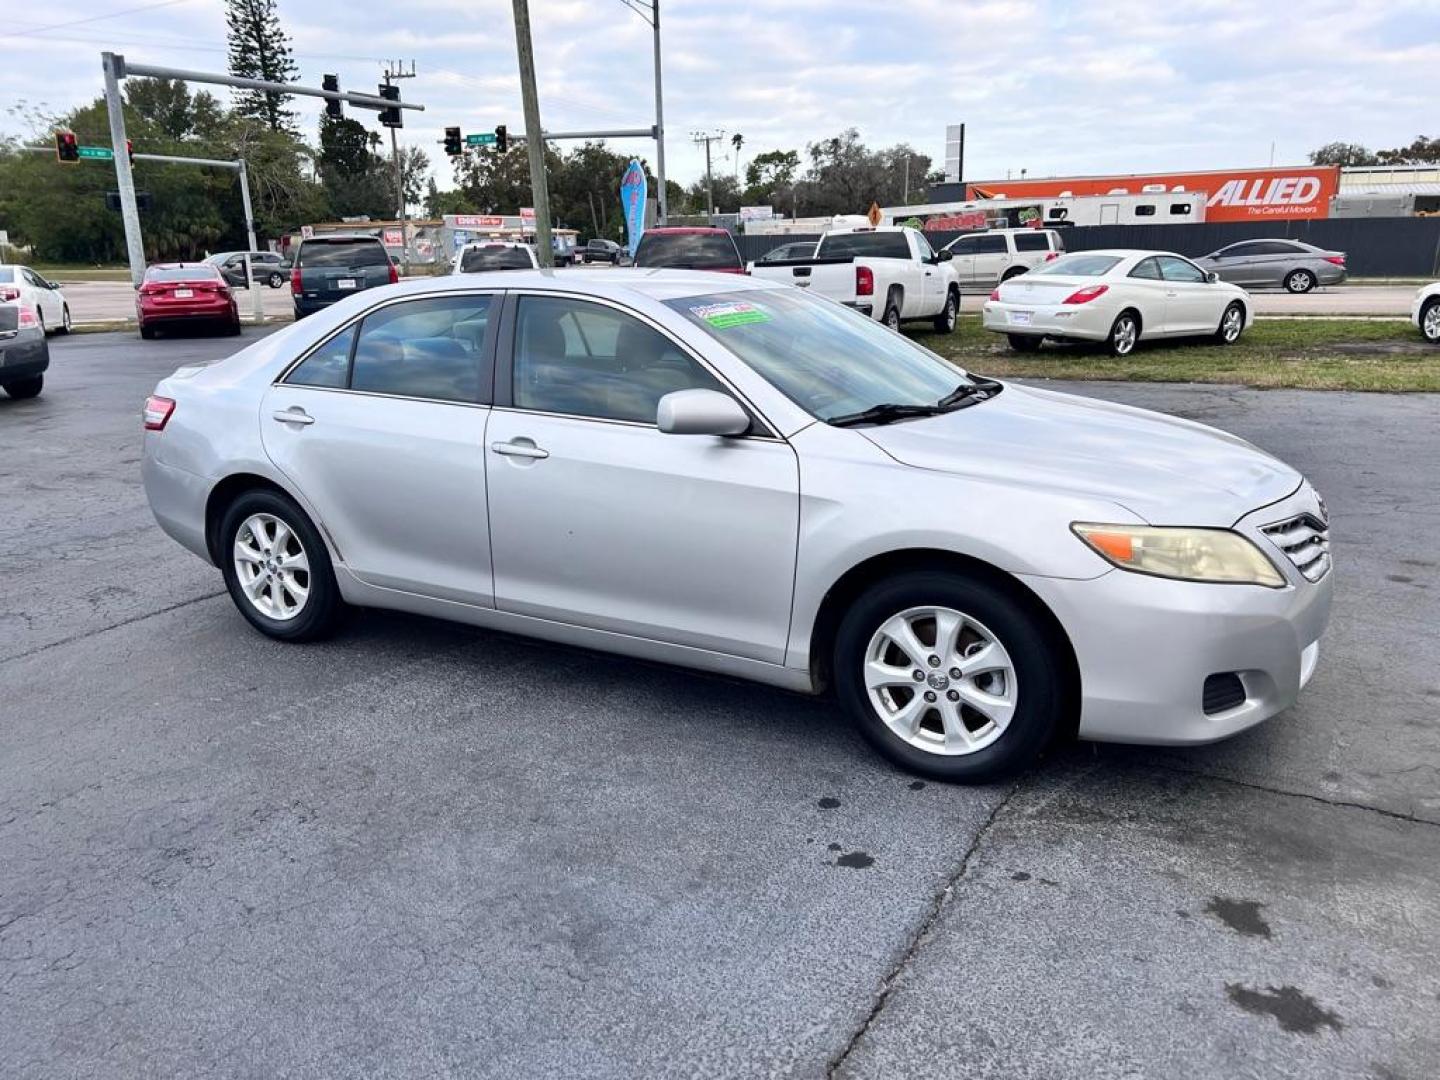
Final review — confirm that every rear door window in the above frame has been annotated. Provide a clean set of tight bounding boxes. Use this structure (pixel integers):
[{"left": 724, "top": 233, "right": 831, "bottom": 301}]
[{"left": 973, "top": 235, "right": 1008, "bottom": 254}]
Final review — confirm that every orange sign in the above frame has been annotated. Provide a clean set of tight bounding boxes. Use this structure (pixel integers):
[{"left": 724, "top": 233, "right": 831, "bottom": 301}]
[{"left": 967, "top": 166, "right": 1340, "bottom": 222}]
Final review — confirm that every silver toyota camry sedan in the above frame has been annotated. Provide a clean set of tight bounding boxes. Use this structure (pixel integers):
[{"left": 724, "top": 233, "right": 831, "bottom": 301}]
[{"left": 141, "top": 270, "right": 1332, "bottom": 783}]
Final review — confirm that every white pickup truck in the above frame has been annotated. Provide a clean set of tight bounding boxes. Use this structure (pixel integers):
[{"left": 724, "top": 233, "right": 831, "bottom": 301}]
[{"left": 748, "top": 226, "right": 961, "bottom": 333}]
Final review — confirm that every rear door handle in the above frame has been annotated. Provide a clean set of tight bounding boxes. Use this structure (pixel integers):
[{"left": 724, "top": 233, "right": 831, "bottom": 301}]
[
  {"left": 490, "top": 439, "right": 549, "bottom": 460},
  {"left": 272, "top": 408, "right": 314, "bottom": 426}
]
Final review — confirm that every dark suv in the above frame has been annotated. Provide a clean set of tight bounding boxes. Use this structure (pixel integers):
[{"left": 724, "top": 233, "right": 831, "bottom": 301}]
[
  {"left": 579, "top": 238, "right": 625, "bottom": 265},
  {"left": 633, "top": 227, "right": 744, "bottom": 273},
  {"left": 291, "top": 235, "right": 397, "bottom": 318}
]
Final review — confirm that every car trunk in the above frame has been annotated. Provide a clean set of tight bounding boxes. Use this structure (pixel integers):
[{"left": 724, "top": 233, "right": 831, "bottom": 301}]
[
  {"left": 995, "top": 275, "right": 1096, "bottom": 303},
  {"left": 299, "top": 241, "right": 393, "bottom": 302}
]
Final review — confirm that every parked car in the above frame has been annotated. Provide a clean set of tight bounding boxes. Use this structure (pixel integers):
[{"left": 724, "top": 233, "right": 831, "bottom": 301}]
[
  {"left": 136, "top": 263, "right": 240, "bottom": 339},
  {"left": 1413, "top": 281, "right": 1440, "bottom": 344},
  {"left": 577, "top": 238, "right": 626, "bottom": 265},
  {"left": 941, "top": 228, "right": 1064, "bottom": 290},
  {"left": 1194, "top": 239, "right": 1346, "bottom": 293},
  {"left": 140, "top": 270, "right": 1331, "bottom": 783},
  {"left": 983, "top": 250, "right": 1252, "bottom": 355},
  {"left": 749, "top": 225, "right": 961, "bottom": 332},
  {"left": 0, "top": 302, "right": 50, "bottom": 398},
  {"left": 0, "top": 264, "right": 71, "bottom": 334},
  {"left": 453, "top": 241, "right": 540, "bottom": 274},
  {"left": 207, "top": 250, "right": 290, "bottom": 289},
  {"left": 750, "top": 241, "right": 819, "bottom": 270},
  {"left": 634, "top": 227, "right": 744, "bottom": 274},
  {"left": 291, "top": 234, "right": 398, "bottom": 319}
]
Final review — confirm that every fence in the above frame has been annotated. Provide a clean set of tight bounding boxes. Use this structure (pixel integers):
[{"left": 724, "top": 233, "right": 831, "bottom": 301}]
[{"left": 737, "top": 217, "right": 1440, "bottom": 277}]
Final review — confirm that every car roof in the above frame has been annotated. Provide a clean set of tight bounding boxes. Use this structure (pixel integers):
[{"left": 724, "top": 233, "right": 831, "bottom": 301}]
[
  {"left": 363, "top": 267, "right": 784, "bottom": 304},
  {"left": 300, "top": 234, "right": 383, "bottom": 243},
  {"left": 459, "top": 240, "right": 530, "bottom": 249},
  {"left": 643, "top": 227, "right": 731, "bottom": 235},
  {"left": 1057, "top": 249, "right": 1185, "bottom": 260},
  {"left": 147, "top": 262, "right": 222, "bottom": 271},
  {"left": 826, "top": 226, "right": 908, "bottom": 235}
]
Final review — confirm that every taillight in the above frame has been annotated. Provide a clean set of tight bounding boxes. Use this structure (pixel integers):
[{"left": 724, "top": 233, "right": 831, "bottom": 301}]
[
  {"left": 1324, "top": 255, "right": 1345, "bottom": 266},
  {"left": 291, "top": 267, "right": 302, "bottom": 294},
  {"left": 17, "top": 306, "right": 39, "bottom": 329},
  {"left": 143, "top": 395, "right": 176, "bottom": 431},
  {"left": 856, "top": 265, "right": 874, "bottom": 297},
  {"left": 1044, "top": 252, "right": 1060, "bottom": 261},
  {"left": 0, "top": 286, "right": 19, "bottom": 302},
  {"left": 1062, "top": 284, "right": 1110, "bottom": 305},
  {"left": 388, "top": 263, "right": 399, "bottom": 285},
  {"left": 989, "top": 288, "right": 1001, "bottom": 301}
]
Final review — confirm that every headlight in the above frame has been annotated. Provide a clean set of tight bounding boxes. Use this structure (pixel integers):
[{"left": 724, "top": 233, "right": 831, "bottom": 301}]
[{"left": 1072, "top": 523, "right": 1285, "bottom": 588}]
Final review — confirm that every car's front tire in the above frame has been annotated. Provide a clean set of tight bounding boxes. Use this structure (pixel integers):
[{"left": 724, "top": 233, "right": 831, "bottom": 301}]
[
  {"left": 1214, "top": 301, "right": 1245, "bottom": 345},
  {"left": 1106, "top": 311, "right": 1140, "bottom": 356},
  {"left": 1285, "top": 269, "right": 1317, "bottom": 294},
  {"left": 219, "top": 489, "right": 344, "bottom": 642},
  {"left": 834, "top": 570, "right": 1064, "bottom": 783},
  {"left": 3, "top": 375, "right": 43, "bottom": 399},
  {"left": 1421, "top": 298, "right": 1440, "bottom": 344}
]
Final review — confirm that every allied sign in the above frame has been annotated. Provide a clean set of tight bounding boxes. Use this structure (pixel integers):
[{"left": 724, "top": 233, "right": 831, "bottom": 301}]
[
  {"left": 77, "top": 146, "right": 114, "bottom": 161},
  {"left": 619, "top": 160, "right": 648, "bottom": 258},
  {"left": 966, "top": 166, "right": 1341, "bottom": 222}
]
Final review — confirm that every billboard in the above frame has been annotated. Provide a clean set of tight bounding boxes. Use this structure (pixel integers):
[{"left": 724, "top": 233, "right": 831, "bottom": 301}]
[{"left": 966, "top": 166, "right": 1341, "bottom": 222}]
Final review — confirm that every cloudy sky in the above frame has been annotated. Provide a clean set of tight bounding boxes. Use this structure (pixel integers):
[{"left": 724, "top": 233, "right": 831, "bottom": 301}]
[{"left": 5, "top": 0, "right": 1438, "bottom": 194}]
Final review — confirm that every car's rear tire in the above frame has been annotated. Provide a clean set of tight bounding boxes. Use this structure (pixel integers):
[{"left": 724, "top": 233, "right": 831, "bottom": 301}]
[
  {"left": 225, "top": 317, "right": 242, "bottom": 336},
  {"left": 1007, "top": 334, "right": 1042, "bottom": 353},
  {"left": 1284, "top": 269, "right": 1316, "bottom": 294},
  {"left": 59, "top": 305, "right": 72, "bottom": 334},
  {"left": 834, "top": 570, "right": 1064, "bottom": 783},
  {"left": 140, "top": 324, "right": 156, "bottom": 339},
  {"left": 1106, "top": 310, "right": 1141, "bottom": 356},
  {"left": 933, "top": 289, "right": 958, "bottom": 333},
  {"left": 3, "top": 375, "right": 43, "bottom": 400},
  {"left": 267, "top": 272, "right": 284, "bottom": 288},
  {"left": 882, "top": 291, "right": 902, "bottom": 331},
  {"left": 1421, "top": 298, "right": 1440, "bottom": 344},
  {"left": 1214, "top": 301, "right": 1245, "bottom": 345},
  {"left": 219, "top": 489, "right": 344, "bottom": 642}
]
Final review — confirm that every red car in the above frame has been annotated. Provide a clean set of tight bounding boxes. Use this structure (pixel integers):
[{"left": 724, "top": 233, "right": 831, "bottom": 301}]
[
  {"left": 633, "top": 227, "right": 745, "bottom": 273},
  {"left": 137, "top": 263, "right": 240, "bottom": 339}
]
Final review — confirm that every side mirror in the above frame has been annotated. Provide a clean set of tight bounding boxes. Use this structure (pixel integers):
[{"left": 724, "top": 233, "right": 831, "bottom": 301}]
[
  {"left": 936, "top": 249, "right": 953, "bottom": 262},
  {"left": 1206, "top": 271, "right": 1220, "bottom": 283},
  {"left": 657, "top": 388, "right": 751, "bottom": 437}
]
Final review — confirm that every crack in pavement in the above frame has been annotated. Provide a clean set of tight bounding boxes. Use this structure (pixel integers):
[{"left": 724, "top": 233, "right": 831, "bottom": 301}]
[
  {"left": 0, "top": 590, "right": 225, "bottom": 667},
  {"left": 826, "top": 779, "right": 1023, "bottom": 1078}
]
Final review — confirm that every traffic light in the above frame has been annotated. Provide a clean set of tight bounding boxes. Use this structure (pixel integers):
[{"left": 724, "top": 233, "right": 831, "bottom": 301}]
[
  {"left": 322, "top": 74, "right": 343, "bottom": 119},
  {"left": 495, "top": 124, "right": 507, "bottom": 153},
  {"left": 378, "top": 83, "right": 401, "bottom": 128},
  {"left": 444, "top": 126, "right": 462, "bottom": 156},
  {"left": 55, "top": 131, "right": 79, "bottom": 164}
]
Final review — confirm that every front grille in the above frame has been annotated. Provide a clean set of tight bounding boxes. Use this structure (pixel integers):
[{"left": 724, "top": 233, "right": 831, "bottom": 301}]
[
  {"left": 1261, "top": 512, "right": 1331, "bottom": 582},
  {"left": 1203, "top": 673, "right": 1247, "bottom": 714}
]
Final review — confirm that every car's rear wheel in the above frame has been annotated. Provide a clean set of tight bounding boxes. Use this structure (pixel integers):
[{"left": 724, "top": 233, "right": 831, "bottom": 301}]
[
  {"left": 1285, "top": 269, "right": 1316, "bottom": 294},
  {"left": 933, "top": 289, "right": 958, "bottom": 333},
  {"left": 140, "top": 324, "right": 156, "bottom": 339},
  {"left": 1421, "top": 298, "right": 1440, "bottom": 344},
  {"left": 59, "top": 305, "right": 72, "bottom": 334},
  {"left": 3, "top": 375, "right": 43, "bottom": 400},
  {"left": 1106, "top": 311, "right": 1140, "bottom": 356},
  {"left": 220, "top": 489, "right": 344, "bottom": 642},
  {"left": 267, "top": 272, "right": 284, "bottom": 288},
  {"left": 1214, "top": 301, "right": 1245, "bottom": 345},
  {"left": 834, "top": 571, "right": 1063, "bottom": 783},
  {"left": 882, "top": 292, "right": 902, "bottom": 331},
  {"left": 224, "top": 317, "right": 242, "bottom": 336},
  {"left": 1007, "top": 334, "right": 1042, "bottom": 353}
]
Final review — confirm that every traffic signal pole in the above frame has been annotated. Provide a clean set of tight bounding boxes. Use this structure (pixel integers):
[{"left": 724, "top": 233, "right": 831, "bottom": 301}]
[
  {"left": 101, "top": 52, "right": 145, "bottom": 287},
  {"left": 511, "top": 0, "right": 554, "bottom": 268}
]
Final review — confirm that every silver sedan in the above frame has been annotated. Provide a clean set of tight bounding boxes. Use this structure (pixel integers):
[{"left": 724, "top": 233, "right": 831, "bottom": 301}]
[
  {"left": 1194, "top": 239, "right": 1347, "bottom": 293},
  {"left": 141, "top": 270, "right": 1332, "bottom": 783}
]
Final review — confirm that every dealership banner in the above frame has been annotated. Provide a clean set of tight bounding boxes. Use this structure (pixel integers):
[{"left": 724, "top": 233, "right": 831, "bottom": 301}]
[
  {"left": 967, "top": 166, "right": 1341, "bottom": 222},
  {"left": 620, "top": 160, "right": 648, "bottom": 258}
]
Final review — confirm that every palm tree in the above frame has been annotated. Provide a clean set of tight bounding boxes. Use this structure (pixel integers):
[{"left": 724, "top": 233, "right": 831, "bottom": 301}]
[{"left": 731, "top": 132, "right": 744, "bottom": 181}]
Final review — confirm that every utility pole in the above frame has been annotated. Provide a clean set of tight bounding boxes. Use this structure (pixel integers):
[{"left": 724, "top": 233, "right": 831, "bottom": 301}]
[
  {"left": 101, "top": 53, "right": 145, "bottom": 287},
  {"left": 383, "top": 60, "right": 417, "bottom": 274},
  {"left": 691, "top": 130, "right": 724, "bottom": 225},
  {"left": 650, "top": 0, "right": 667, "bottom": 226},
  {"left": 511, "top": 0, "right": 554, "bottom": 268},
  {"left": 236, "top": 158, "right": 263, "bottom": 323}
]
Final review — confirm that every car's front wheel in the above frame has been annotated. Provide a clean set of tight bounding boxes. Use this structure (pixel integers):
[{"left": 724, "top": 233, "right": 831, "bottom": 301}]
[
  {"left": 220, "top": 489, "right": 344, "bottom": 642},
  {"left": 1421, "top": 298, "right": 1440, "bottom": 344},
  {"left": 1285, "top": 269, "right": 1316, "bottom": 294},
  {"left": 834, "top": 570, "right": 1064, "bottom": 783},
  {"left": 1214, "top": 301, "right": 1245, "bottom": 345}
]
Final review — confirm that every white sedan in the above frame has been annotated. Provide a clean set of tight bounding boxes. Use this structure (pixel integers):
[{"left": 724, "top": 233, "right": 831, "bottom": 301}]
[
  {"left": 1412, "top": 281, "right": 1440, "bottom": 344},
  {"left": 0, "top": 264, "right": 71, "bottom": 335},
  {"left": 982, "top": 249, "right": 1252, "bottom": 356}
]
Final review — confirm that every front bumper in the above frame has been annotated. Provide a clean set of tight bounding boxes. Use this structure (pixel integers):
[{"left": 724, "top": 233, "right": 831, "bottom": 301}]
[
  {"left": 982, "top": 300, "right": 1111, "bottom": 341},
  {"left": 1020, "top": 485, "right": 1333, "bottom": 745}
]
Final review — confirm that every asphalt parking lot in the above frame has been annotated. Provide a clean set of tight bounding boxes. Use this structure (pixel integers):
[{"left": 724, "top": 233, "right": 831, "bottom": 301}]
[{"left": 3, "top": 329, "right": 1438, "bottom": 1078}]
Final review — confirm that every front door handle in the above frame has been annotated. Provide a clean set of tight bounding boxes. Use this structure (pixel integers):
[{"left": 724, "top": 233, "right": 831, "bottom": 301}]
[
  {"left": 490, "top": 439, "right": 549, "bottom": 460},
  {"left": 272, "top": 408, "right": 314, "bottom": 426}
]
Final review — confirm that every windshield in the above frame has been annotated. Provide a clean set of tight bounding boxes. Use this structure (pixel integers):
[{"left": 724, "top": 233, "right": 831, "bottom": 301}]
[
  {"left": 1033, "top": 254, "right": 1122, "bottom": 277},
  {"left": 460, "top": 246, "right": 533, "bottom": 271},
  {"left": 663, "top": 288, "right": 977, "bottom": 422},
  {"left": 636, "top": 232, "right": 740, "bottom": 269}
]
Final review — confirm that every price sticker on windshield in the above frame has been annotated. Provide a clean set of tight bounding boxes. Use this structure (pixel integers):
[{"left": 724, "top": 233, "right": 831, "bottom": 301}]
[{"left": 690, "top": 301, "right": 770, "bottom": 329}]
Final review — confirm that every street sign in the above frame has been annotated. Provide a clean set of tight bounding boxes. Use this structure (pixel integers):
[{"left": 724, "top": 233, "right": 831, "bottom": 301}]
[
  {"left": 78, "top": 146, "right": 115, "bottom": 160},
  {"left": 466, "top": 132, "right": 497, "bottom": 147}
]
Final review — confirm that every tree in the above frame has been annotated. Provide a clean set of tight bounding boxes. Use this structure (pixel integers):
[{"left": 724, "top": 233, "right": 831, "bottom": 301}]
[
  {"left": 731, "top": 132, "right": 744, "bottom": 180},
  {"left": 225, "top": 0, "right": 299, "bottom": 133},
  {"left": 1309, "top": 142, "right": 1378, "bottom": 166},
  {"left": 317, "top": 114, "right": 392, "bottom": 219},
  {"left": 742, "top": 149, "right": 800, "bottom": 209},
  {"left": 1376, "top": 136, "right": 1440, "bottom": 165}
]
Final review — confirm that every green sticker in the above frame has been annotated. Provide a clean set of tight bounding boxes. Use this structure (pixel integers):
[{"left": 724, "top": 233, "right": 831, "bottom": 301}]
[{"left": 691, "top": 301, "right": 770, "bottom": 329}]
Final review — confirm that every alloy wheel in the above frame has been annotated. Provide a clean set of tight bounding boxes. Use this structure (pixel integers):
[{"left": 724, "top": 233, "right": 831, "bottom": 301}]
[
  {"left": 1112, "top": 316, "right": 1137, "bottom": 355},
  {"left": 62, "top": 305, "right": 73, "bottom": 332},
  {"left": 1287, "top": 271, "right": 1313, "bottom": 293},
  {"left": 885, "top": 308, "right": 901, "bottom": 330},
  {"left": 233, "top": 512, "right": 310, "bottom": 621},
  {"left": 1222, "top": 305, "right": 1243, "bottom": 342},
  {"left": 863, "top": 605, "right": 1018, "bottom": 756},
  {"left": 1424, "top": 302, "right": 1440, "bottom": 343}
]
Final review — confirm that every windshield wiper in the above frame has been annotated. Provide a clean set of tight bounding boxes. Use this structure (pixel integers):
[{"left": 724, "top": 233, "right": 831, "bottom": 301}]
[
  {"left": 826, "top": 402, "right": 945, "bottom": 427},
  {"left": 937, "top": 378, "right": 1003, "bottom": 410}
]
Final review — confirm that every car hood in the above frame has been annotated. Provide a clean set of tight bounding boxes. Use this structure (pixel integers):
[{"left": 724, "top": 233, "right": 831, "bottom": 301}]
[{"left": 860, "top": 383, "right": 1300, "bottom": 525}]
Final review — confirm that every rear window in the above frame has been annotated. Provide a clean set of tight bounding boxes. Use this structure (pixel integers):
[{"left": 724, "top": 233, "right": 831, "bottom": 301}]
[
  {"left": 1013, "top": 232, "right": 1050, "bottom": 252},
  {"left": 460, "top": 246, "right": 534, "bottom": 272},
  {"left": 145, "top": 267, "right": 222, "bottom": 282},
  {"left": 299, "top": 238, "right": 390, "bottom": 268},
  {"left": 635, "top": 232, "right": 741, "bottom": 269},
  {"left": 817, "top": 232, "right": 910, "bottom": 260},
  {"left": 1034, "top": 254, "right": 1123, "bottom": 277},
  {"left": 0, "top": 268, "right": 15, "bottom": 283}
]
